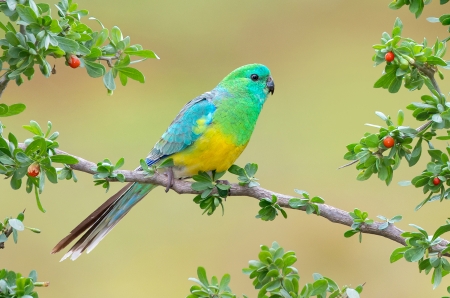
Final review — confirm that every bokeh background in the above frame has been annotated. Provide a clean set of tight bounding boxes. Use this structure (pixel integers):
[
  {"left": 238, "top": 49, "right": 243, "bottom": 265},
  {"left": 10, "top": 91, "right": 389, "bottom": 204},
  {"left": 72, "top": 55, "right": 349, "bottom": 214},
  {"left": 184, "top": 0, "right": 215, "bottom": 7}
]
[{"left": 2, "top": 0, "right": 450, "bottom": 297}]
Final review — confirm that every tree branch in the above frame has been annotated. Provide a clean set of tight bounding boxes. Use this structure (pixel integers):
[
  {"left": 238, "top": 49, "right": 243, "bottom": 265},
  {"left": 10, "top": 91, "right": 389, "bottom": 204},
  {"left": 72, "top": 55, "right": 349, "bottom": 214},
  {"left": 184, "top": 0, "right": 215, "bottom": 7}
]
[
  {"left": 412, "top": 62, "right": 442, "bottom": 95},
  {"left": 21, "top": 144, "right": 449, "bottom": 254},
  {"left": 0, "top": 227, "right": 13, "bottom": 249},
  {"left": 0, "top": 74, "right": 10, "bottom": 99}
]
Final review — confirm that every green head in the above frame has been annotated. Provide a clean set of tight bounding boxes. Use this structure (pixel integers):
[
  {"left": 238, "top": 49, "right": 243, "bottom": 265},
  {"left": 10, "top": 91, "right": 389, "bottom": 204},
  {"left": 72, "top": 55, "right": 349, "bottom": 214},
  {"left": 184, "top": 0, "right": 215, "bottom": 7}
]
[{"left": 216, "top": 63, "right": 274, "bottom": 105}]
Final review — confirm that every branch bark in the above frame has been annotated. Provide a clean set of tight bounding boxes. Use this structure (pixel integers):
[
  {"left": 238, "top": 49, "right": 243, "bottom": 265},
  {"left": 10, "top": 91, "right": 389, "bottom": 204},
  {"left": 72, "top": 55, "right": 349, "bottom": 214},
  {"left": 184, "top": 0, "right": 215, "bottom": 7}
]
[
  {"left": 0, "top": 74, "right": 10, "bottom": 99},
  {"left": 23, "top": 145, "right": 449, "bottom": 254}
]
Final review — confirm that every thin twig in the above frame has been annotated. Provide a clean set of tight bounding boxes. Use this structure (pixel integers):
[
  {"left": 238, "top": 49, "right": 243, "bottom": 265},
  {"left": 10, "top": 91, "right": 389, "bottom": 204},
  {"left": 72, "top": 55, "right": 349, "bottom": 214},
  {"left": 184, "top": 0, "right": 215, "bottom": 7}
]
[
  {"left": 339, "top": 119, "right": 434, "bottom": 170},
  {"left": 0, "top": 228, "right": 13, "bottom": 249},
  {"left": 0, "top": 209, "right": 25, "bottom": 249},
  {"left": 0, "top": 74, "right": 10, "bottom": 99},
  {"left": 412, "top": 62, "right": 442, "bottom": 94},
  {"left": 337, "top": 159, "right": 358, "bottom": 169},
  {"left": 97, "top": 52, "right": 121, "bottom": 68}
]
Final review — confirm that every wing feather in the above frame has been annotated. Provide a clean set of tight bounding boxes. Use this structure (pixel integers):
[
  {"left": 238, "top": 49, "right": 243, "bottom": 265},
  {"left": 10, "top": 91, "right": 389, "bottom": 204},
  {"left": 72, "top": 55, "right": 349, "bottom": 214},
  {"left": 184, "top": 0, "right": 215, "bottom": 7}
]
[{"left": 145, "top": 91, "right": 217, "bottom": 165}]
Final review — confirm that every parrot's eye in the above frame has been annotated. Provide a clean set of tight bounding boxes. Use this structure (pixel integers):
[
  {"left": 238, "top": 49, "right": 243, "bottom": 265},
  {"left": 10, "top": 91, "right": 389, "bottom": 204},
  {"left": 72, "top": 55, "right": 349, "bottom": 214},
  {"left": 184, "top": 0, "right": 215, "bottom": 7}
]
[{"left": 250, "top": 74, "right": 259, "bottom": 81}]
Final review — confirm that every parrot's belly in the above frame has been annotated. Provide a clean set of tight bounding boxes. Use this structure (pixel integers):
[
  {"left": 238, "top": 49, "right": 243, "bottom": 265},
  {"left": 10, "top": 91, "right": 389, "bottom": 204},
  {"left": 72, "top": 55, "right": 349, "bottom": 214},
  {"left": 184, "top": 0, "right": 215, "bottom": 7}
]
[{"left": 170, "top": 126, "right": 248, "bottom": 178}]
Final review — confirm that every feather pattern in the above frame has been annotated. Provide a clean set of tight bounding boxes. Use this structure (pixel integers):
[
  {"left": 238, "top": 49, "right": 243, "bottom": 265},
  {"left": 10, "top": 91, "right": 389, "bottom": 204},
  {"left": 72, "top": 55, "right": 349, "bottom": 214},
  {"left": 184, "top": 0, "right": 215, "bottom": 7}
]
[{"left": 52, "top": 64, "right": 274, "bottom": 260}]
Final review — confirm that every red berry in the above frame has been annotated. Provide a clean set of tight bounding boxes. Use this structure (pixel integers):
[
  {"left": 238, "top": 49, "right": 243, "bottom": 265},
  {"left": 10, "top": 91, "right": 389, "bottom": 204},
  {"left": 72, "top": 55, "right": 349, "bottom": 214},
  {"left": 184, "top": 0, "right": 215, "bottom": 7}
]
[
  {"left": 27, "top": 163, "right": 40, "bottom": 177},
  {"left": 383, "top": 136, "right": 395, "bottom": 148},
  {"left": 385, "top": 51, "right": 395, "bottom": 62},
  {"left": 433, "top": 177, "right": 441, "bottom": 186},
  {"left": 68, "top": 55, "right": 80, "bottom": 69}
]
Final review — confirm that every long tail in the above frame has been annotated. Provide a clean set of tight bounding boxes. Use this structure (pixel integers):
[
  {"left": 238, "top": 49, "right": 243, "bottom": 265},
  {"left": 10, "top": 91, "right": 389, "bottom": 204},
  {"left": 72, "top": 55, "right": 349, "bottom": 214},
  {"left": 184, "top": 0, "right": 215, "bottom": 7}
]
[{"left": 51, "top": 182, "right": 157, "bottom": 261}]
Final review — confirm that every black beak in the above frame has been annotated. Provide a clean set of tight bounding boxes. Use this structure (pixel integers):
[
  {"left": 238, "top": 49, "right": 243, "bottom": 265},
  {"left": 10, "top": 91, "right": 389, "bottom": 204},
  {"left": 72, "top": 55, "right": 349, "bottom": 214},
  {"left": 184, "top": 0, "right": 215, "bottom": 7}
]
[{"left": 266, "top": 76, "right": 274, "bottom": 95}]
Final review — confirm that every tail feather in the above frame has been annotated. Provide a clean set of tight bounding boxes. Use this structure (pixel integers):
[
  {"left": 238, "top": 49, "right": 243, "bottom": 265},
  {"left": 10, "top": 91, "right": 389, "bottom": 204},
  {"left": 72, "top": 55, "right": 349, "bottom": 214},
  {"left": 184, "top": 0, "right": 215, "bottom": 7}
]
[{"left": 52, "top": 182, "right": 156, "bottom": 261}]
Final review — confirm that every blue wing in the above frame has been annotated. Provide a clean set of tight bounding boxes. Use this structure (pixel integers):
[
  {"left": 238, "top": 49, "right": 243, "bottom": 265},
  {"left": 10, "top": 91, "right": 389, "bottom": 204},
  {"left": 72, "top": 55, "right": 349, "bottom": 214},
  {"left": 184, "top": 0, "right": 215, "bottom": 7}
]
[{"left": 145, "top": 91, "right": 217, "bottom": 166}]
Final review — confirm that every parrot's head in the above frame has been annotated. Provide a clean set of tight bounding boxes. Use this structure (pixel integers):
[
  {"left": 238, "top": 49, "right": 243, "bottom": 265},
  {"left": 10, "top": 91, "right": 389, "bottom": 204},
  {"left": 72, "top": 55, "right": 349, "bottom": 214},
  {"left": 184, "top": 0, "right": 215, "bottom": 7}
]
[{"left": 218, "top": 64, "right": 274, "bottom": 105}]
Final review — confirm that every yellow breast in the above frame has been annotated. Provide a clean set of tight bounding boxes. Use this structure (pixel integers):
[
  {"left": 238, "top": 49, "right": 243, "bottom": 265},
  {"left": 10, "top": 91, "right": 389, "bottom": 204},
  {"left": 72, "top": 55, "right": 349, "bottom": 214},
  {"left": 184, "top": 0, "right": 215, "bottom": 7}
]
[{"left": 170, "top": 126, "right": 247, "bottom": 177}]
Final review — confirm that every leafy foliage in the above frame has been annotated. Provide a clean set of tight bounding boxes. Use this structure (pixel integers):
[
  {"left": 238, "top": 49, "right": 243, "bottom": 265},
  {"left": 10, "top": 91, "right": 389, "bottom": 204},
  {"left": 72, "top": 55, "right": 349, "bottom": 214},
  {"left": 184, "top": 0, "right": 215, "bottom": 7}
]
[
  {"left": 92, "top": 157, "right": 125, "bottom": 192},
  {"left": 256, "top": 195, "right": 287, "bottom": 221},
  {"left": 406, "top": 147, "right": 450, "bottom": 210},
  {"left": 0, "top": 120, "right": 77, "bottom": 212},
  {"left": 373, "top": 18, "right": 448, "bottom": 94},
  {"left": 0, "top": 211, "right": 40, "bottom": 246},
  {"left": 390, "top": 223, "right": 450, "bottom": 289},
  {"left": 0, "top": 0, "right": 157, "bottom": 93},
  {"left": 192, "top": 170, "right": 230, "bottom": 216},
  {"left": 243, "top": 241, "right": 363, "bottom": 298},
  {"left": 0, "top": 269, "right": 48, "bottom": 298},
  {"left": 228, "top": 163, "right": 260, "bottom": 187},
  {"left": 376, "top": 214, "right": 402, "bottom": 230},
  {"left": 344, "top": 209, "right": 374, "bottom": 243},
  {"left": 187, "top": 267, "right": 235, "bottom": 298},
  {"left": 343, "top": 110, "right": 422, "bottom": 185},
  {"left": 188, "top": 242, "right": 364, "bottom": 298},
  {"left": 0, "top": 103, "right": 25, "bottom": 118},
  {"left": 288, "top": 189, "right": 324, "bottom": 215}
]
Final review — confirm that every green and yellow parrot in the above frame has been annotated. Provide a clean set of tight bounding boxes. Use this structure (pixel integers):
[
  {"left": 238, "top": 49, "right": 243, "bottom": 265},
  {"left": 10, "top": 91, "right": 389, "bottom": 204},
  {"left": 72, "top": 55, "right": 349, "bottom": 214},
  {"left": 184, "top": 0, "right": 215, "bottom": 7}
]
[{"left": 52, "top": 63, "right": 275, "bottom": 261}]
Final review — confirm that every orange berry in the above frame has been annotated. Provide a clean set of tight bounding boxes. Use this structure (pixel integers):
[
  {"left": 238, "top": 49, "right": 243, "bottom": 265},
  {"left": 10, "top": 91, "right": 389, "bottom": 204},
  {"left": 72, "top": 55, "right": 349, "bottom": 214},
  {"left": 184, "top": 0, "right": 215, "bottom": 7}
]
[
  {"left": 27, "top": 163, "right": 40, "bottom": 177},
  {"left": 433, "top": 177, "right": 441, "bottom": 186},
  {"left": 68, "top": 55, "right": 80, "bottom": 68},
  {"left": 385, "top": 51, "right": 395, "bottom": 62},
  {"left": 383, "top": 136, "right": 395, "bottom": 148}
]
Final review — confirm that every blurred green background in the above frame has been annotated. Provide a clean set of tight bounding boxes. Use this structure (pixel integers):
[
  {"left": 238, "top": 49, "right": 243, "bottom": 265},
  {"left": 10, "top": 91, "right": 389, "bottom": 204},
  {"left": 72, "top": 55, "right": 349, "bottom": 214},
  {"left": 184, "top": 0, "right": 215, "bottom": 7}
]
[{"left": 2, "top": 0, "right": 450, "bottom": 296}]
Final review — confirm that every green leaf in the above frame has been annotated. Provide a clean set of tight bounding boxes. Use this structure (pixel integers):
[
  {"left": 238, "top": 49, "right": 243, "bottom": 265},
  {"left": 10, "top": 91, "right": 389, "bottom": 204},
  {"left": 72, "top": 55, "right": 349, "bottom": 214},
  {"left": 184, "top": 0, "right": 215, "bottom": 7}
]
[
  {"left": 389, "top": 77, "right": 402, "bottom": 93},
  {"left": 124, "top": 49, "right": 159, "bottom": 59},
  {"left": 110, "top": 26, "right": 123, "bottom": 45},
  {"left": 228, "top": 164, "right": 243, "bottom": 175},
  {"left": 94, "top": 28, "right": 109, "bottom": 47},
  {"left": 54, "top": 36, "right": 79, "bottom": 53},
  {"left": 310, "top": 279, "right": 328, "bottom": 296},
  {"left": 219, "top": 274, "right": 230, "bottom": 292},
  {"left": 34, "top": 184, "right": 46, "bottom": 212},
  {"left": 375, "top": 111, "right": 388, "bottom": 121},
  {"left": 8, "top": 218, "right": 24, "bottom": 231},
  {"left": 84, "top": 60, "right": 105, "bottom": 78},
  {"left": 344, "top": 229, "right": 358, "bottom": 238},
  {"left": 374, "top": 66, "right": 396, "bottom": 89},
  {"left": 103, "top": 70, "right": 116, "bottom": 90},
  {"left": 114, "top": 157, "right": 125, "bottom": 170},
  {"left": 118, "top": 71, "right": 128, "bottom": 86},
  {"left": 433, "top": 266, "right": 442, "bottom": 289},
  {"left": 16, "top": 4, "right": 38, "bottom": 24},
  {"left": 288, "top": 198, "right": 307, "bottom": 208},
  {"left": 197, "top": 267, "right": 209, "bottom": 287},
  {"left": 5, "top": 31, "right": 20, "bottom": 46},
  {"left": 432, "top": 224, "right": 450, "bottom": 241},
  {"left": 404, "top": 247, "right": 425, "bottom": 262},
  {"left": 15, "top": 152, "right": 32, "bottom": 165},
  {"left": 0, "top": 103, "right": 26, "bottom": 117},
  {"left": 116, "top": 67, "right": 145, "bottom": 83},
  {"left": 25, "top": 138, "right": 46, "bottom": 155},
  {"left": 427, "top": 56, "right": 447, "bottom": 66},
  {"left": 50, "top": 155, "right": 78, "bottom": 164},
  {"left": 346, "top": 288, "right": 360, "bottom": 298},
  {"left": 365, "top": 134, "right": 379, "bottom": 148},
  {"left": 0, "top": 234, "right": 8, "bottom": 243},
  {"left": 42, "top": 165, "right": 58, "bottom": 183},
  {"left": 158, "top": 158, "right": 174, "bottom": 168}
]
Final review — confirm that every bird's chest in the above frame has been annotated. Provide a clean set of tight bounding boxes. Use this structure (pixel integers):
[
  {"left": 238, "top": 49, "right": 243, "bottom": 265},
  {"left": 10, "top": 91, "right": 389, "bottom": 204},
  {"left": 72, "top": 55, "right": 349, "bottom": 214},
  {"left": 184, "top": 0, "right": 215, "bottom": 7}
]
[{"left": 170, "top": 126, "right": 248, "bottom": 177}]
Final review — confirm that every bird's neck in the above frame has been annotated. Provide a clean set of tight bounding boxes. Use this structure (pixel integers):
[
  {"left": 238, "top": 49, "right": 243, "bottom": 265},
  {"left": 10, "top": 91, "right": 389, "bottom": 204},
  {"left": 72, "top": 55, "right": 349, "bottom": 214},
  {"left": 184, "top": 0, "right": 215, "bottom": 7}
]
[{"left": 212, "top": 88, "right": 265, "bottom": 146}]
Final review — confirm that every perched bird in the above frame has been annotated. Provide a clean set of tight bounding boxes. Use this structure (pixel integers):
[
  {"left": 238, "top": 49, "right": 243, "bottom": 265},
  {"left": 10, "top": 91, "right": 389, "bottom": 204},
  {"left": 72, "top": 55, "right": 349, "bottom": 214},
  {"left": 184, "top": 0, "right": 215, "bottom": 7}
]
[{"left": 52, "top": 63, "right": 275, "bottom": 261}]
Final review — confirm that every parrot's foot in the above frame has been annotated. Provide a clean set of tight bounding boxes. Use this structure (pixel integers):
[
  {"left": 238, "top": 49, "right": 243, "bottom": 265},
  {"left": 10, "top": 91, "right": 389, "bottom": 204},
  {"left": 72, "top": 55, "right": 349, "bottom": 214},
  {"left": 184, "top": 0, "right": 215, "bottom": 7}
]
[{"left": 165, "top": 167, "right": 174, "bottom": 193}]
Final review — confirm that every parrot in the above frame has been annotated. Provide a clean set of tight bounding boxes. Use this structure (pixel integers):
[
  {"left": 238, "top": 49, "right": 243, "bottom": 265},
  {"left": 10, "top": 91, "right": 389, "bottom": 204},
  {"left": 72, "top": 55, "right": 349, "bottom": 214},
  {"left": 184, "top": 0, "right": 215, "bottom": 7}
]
[{"left": 51, "top": 63, "right": 275, "bottom": 261}]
